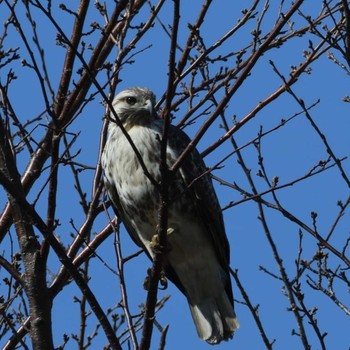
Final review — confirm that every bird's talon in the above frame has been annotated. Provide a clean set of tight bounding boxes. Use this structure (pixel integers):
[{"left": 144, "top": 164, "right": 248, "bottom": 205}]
[
  {"left": 160, "top": 271, "right": 168, "bottom": 290},
  {"left": 149, "top": 227, "right": 175, "bottom": 253},
  {"left": 149, "top": 233, "right": 160, "bottom": 249}
]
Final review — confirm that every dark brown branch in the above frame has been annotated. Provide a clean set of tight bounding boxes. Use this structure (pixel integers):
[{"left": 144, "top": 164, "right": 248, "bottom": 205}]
[
  {"left": 171, "top": 0, "right": 306, "bottom": 173},
  {"left": 0, "top": 170, "right": 121, "bottom": 350},
  {"left": 202, "top": 37, "right": 330, "bottom": 158},
  {"left": 234, "top": 134, "right": 311, "bottom": 349},
  {"left": 230, "top": 268, "right": 274, "bottom": 349},
  {"left": 4, "top": 0, "right": 52, "bottom": 116},
  {"left": 326, "top": 194, "right": 350, "bottom": 241},
  {"left": 219, "top": 156, "right": 344, "bottom": 210},
  {"left": 139, "top": 1, "right": 180, "bottom": 348},
  {"left": 112, "top": 217, "right": 139, "bottom": 349},
  {"left": 40, "top": 132, "right": 60, "bottom": 263},
  {"left": 0, "top": 119, "right": 54, "bottom": 350},
  {"left": 54, "top": 0, "right": 90, "bottom": 116},
  {"left": 269, "top": 60, "right": 350, "bottom": 188},
  {"left": 341, "top": 0, "right": 350, "bottom": 66},
  {"left": 0, "top": 255, "right": 23, "bottom": 286}
]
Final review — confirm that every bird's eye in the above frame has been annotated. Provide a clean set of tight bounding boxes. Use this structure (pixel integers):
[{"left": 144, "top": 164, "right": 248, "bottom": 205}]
[{"left": 125, "top": 96, "right": 137, "bottom": 105}]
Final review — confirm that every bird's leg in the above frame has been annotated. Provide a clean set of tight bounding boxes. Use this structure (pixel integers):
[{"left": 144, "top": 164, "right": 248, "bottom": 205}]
[
  {"left": 143, "top": 267, "right": 168, "bottom": 290},
  {"left": 144, "top": 225, "right": 175, "bottom": 291}
]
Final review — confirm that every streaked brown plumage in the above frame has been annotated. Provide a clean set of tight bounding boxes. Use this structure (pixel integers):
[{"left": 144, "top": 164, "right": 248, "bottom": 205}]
[{"left": 101, "top": 87, "right": 239, "bottom": 344}]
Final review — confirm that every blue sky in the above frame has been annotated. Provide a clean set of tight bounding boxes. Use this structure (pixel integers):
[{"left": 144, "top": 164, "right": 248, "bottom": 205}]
[{"left": 1, "top": 1, "right": 349, "bottom": 349}]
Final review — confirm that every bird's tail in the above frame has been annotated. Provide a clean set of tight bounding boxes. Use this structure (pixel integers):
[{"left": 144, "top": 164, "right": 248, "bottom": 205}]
[{"left": 189, "top": 291, "right": 239, "bottom": 345}]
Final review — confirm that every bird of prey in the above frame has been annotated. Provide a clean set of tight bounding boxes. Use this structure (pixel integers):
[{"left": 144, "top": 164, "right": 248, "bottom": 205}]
[{"left": 101, "top": 87, "right": 239, "bottom": 344}]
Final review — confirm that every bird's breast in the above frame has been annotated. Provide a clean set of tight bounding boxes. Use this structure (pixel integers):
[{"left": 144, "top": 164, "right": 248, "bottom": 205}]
[{"left": 104, "top": 124, "right": 162, "bottom": 208}]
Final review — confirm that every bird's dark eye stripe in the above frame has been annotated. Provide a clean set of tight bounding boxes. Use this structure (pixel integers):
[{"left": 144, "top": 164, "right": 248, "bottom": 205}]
[{"left": 125, "top": 96, "right": 137, "bottom": 105}]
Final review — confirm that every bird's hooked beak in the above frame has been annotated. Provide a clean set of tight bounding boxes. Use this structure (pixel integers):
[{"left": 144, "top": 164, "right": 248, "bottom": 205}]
[
  {"left": 143, "top": 99, "right": 153, "bottom": 114},
  {"left": 144, "top": 99, "right": 157, "bottom": 119}
]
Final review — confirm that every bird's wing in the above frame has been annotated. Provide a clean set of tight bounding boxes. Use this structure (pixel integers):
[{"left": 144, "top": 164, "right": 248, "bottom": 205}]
[
  {"left": 167, "top": 125, "right": 233, "bottom": 301},
  {"left": 105, "top": 167, "right": 189, "bottom": 295},
  {"left": 104, "top": 180, "right": 151, "bottom": 257}
]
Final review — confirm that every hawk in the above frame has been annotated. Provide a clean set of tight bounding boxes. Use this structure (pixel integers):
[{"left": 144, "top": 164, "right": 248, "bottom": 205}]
[{"left": 101, "top": 87, "right": 239, "bottom": 344}]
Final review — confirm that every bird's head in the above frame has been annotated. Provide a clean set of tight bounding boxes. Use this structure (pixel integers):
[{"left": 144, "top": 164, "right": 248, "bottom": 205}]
[{"left": 110, "top": 87, "right": 157, "bottom": 129}]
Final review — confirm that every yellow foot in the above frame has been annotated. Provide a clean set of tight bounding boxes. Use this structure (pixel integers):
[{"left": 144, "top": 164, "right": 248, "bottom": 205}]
[
  {"left": 149, "top": 233, "right": 160, "bottom": 250},
  {"left": 149, "top": 227, "right": 175, "bottom": 252}
]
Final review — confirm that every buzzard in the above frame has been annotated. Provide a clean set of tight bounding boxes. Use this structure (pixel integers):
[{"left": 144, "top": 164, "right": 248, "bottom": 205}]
[{"left": 101, "top": 87, "right": 239, "bottom": 344}]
